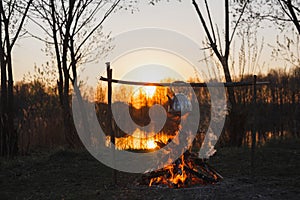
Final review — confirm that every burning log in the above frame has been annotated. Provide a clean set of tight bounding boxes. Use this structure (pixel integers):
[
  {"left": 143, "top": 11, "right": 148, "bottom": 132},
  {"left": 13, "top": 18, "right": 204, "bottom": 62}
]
[{"left": 183, "top": 166, "right": 216, "bottom": 183}]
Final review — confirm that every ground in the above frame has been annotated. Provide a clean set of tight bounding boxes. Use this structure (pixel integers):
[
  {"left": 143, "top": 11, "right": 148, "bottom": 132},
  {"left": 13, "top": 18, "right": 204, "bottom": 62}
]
[{"left": 1, "top": 139, "right": 300, "bottom": 200}]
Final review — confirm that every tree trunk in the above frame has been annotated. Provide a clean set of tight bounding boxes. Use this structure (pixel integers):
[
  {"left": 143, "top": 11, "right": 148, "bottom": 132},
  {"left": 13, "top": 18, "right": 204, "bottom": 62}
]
[
  {"left": 5, "top": 23, "right": 17, "bottom": 156},
  {"left": 192, "top": 0, "right": 247, "bottom": 146},
  {"left": 0, "top": 16, "right": 17, "bottom": 156},
  {"left": 0, "top": 13, "right": 8, "bottom": 156},
  {"left": 6, "top": 49, "right": 17, "bottom": 155},
  {"left": 50, "top": 0, "right": 63, "bottom": 107},
  {"left": 70, "top": 38, "right": 89, "bottom": 146}
]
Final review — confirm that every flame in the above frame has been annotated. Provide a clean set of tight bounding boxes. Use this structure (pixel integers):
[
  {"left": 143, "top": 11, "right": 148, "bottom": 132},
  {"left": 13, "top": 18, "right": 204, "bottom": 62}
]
[
  {"left": 169, "top": 155, "right": 187, "bottom": 185},
  {"left": 147, "top": 153, "right": 222, "bottom": 188},
  {"left": 149, "top": 155, "right": 188, "bottom": 188}
]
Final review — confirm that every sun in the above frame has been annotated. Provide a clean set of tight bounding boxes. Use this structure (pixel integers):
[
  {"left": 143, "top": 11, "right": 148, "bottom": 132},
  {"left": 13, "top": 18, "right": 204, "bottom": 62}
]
[
  {"left": 133, "top": 86, "right": 157, "bottom": 99},
  {"left": 146, "top": 139, "right": 157, "bottom": 149},
  {"left": 144, "top": 86, "right": 156, "bottom": 98}
]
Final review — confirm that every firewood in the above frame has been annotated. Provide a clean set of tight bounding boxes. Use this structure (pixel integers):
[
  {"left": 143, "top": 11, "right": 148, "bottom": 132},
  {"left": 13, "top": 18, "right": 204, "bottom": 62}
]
[{"left": 183, "top": 165, "right": 217, "bottom": 183}]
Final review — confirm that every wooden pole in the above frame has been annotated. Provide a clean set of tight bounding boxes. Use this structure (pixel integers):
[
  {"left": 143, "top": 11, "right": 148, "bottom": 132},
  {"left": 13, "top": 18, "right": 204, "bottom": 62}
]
[
  {"left": 106, "top": 62, "right": 117, "bottom": 185},
  {"left": 100, "top": 76, "right": 269, "bottom": 87},
  {"left": 251, "top": 75, "right": 257, "bottom": 173}
]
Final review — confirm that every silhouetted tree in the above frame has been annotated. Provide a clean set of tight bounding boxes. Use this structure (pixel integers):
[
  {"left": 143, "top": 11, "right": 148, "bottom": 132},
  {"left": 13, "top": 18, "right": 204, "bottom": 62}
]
[
  {"left": 192, "top": 0, "right": 249, "bottom": 146},
  {"left": 31, "top": 0, "right": 122, "bottom": 147},
  {"left": 0, "top": 0, "right": 33, "bottom": 156}
]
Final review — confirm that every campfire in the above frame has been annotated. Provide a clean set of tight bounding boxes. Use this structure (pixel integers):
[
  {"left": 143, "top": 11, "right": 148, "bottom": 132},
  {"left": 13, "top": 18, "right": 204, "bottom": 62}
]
[
  {"left": 105, "top": 127, "right": 223, "bottom": 188},
  {"left": 103, "top": 109, "right": 223, "bottom": 188},
  {"left": 140, "top": 151, "right": 223, "bottom": 188}
]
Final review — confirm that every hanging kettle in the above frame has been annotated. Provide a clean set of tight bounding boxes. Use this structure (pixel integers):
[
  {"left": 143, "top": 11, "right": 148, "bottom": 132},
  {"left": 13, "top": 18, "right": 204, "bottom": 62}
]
[{"left": 167, "top": 81, "right": 192, "bottom": 115}]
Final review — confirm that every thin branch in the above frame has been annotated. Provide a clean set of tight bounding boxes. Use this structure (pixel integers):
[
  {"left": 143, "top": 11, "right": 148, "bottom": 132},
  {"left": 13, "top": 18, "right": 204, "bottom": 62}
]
[
  {"left": 70, "top": 0, "right": 84, "bottom": 36},
  {"left": 10, "top": 0, "right": 33, "bottom": 48},
  {"left": 260, "top": 14, "right": 297, "bottom": 22},
  {"left": 229, "top": 0, "right": 248, "bottom": 45},
  {"left": 198, "top": 52, "right": 214, "bottom": 62},
  {"left": 204, "top": 0, "right": 216, "bottom": 43},
  {"left": 277, "top": 0, "right": 293, "bottom": 21},
  {"left": 26, "top": 15, "right": 52, "bottom": 38},
  {"left": 24, "top": 31, "right": 56, "bottom": 44},
  {"left": 291, "top": 2, "right": 300, "bottom": 14},
  {"left": 7, "top": 0, "right": 17, "bottom": 20},
  {"left": 192, "top": 0, "right": 222, "bottom": 60},
  {"left": 73, "top": 0, "right": 104, "bottom": 36},
  {"left": 61, "top": 0, "right": 67, "bottom": 20},
  {"left": 216, "top": 25, "right": 223, "bottom": 55},
  {"left": 200, "top": 46, "right": 212, "bottom": 50},
  {"left": 284, "top": 0, "right": 300, "bottom": 34},
  {"left": 0, "top": 0, "right": 8, "bottom": 22},
  {"left": 224, "top": 0, "right": 230, "bottom": 59},
  {"left": 75, "top": 0, "right": 121, "bottom": 57}
]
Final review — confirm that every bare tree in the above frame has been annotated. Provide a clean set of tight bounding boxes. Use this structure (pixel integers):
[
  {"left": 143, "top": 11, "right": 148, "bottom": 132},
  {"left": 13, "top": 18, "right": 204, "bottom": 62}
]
[
  {"left": 247, "top": 1, "right": 300, "bottom": 64},
  {"left": 0, "top": 0, "right": 33, "bottom": 156},
  {"left": 192, "top": 0, "right": 249, "bottom": 146},
  {"left": 246, "top": 0, "right": 300, "bottom": 34},
  {"left": 30, "top": 0, "right": 123, "bottom": 147}
]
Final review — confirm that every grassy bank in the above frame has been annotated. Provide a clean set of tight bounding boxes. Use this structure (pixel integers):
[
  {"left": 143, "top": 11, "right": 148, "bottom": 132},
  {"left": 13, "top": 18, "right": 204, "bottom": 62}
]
[{"left": 1, "top": 139, "right": 299, "bottom": 199}]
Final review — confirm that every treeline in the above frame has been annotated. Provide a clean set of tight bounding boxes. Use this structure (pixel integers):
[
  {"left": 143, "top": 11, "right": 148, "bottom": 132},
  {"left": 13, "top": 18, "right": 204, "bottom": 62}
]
[
  {"left": 238, "top": 68, "right": 300, "bottom": 145},
  {"left": 6, "top": 67, "right": 299, "bottom": 154},
  {"left": 13, "top": 81, "right": 64, "bottom": 154},
  {"left": 190, "top": 67, "right": 300, "bottom": 147}
]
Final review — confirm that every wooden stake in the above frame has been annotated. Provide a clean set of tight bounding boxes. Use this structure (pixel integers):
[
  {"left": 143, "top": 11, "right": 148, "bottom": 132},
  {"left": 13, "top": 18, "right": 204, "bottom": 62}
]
[
  {"left": 106, "top": 62, "right": 117, "bottom": 185},
  {"left": 251, "top": 75, "right": 257, "bottom": 173}
]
